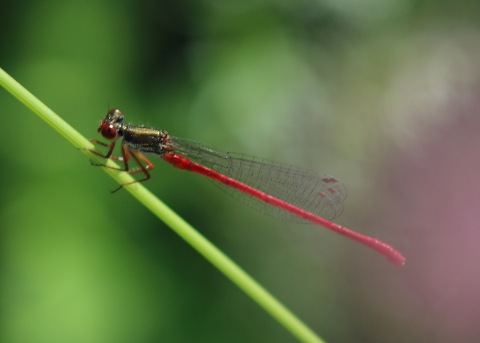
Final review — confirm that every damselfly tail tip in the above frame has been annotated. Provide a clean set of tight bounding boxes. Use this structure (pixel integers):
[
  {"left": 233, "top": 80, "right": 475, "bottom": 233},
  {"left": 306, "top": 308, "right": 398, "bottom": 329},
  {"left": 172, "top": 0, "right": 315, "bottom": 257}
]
[{"left": 390, "top": 253, "right": 406, "bottom": 267}]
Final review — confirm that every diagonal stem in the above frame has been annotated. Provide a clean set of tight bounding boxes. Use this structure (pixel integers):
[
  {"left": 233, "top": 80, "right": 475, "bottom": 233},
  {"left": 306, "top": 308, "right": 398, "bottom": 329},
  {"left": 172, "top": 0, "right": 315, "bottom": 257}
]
[{"left": 0, "top": 67, "right": 326, "bottom": 343}]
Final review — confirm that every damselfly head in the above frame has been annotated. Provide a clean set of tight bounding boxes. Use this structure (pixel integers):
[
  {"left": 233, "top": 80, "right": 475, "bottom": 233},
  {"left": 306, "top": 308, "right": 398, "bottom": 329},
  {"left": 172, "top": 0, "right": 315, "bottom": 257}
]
[{"left": 97, "top": 109, "right": 124, "bottom": 140}]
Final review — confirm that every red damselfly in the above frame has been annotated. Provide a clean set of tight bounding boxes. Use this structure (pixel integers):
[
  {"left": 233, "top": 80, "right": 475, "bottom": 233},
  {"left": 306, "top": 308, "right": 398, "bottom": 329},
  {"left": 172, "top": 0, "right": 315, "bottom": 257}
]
[{"left": 85, "top": 109, "right": 405, "bottom": 266}]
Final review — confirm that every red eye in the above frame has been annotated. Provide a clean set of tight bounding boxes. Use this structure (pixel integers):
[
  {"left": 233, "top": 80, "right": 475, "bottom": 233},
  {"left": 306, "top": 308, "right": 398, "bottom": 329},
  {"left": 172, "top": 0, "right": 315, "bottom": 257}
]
[{"left": 99, "top": 123, "right": 117, "bottom": 140}]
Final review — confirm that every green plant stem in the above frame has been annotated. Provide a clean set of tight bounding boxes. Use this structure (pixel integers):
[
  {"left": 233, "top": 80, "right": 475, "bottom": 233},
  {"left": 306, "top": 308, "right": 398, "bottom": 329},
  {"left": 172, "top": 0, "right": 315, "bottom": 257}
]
[{"left": 0, "top": 67, "right": 325, "bottom": 343}]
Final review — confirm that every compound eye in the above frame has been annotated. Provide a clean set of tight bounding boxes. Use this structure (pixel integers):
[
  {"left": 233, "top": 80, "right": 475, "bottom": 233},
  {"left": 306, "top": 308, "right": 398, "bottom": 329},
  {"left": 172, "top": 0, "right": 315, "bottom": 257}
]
[{"left": 99, "top": 123, "right": 117, "bottom": 140}]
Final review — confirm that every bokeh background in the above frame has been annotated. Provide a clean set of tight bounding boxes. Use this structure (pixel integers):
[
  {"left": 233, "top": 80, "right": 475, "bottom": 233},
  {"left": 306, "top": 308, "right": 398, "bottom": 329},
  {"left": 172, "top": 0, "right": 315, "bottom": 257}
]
[{"left": 2, "top": 0, "right": 480, "bottom": 342}]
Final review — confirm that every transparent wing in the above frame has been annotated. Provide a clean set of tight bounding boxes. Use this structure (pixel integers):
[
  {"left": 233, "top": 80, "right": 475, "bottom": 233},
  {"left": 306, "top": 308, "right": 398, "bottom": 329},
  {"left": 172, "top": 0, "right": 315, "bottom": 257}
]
[{"left": 169, "top": 136, "right": 347, "bottom": 223}]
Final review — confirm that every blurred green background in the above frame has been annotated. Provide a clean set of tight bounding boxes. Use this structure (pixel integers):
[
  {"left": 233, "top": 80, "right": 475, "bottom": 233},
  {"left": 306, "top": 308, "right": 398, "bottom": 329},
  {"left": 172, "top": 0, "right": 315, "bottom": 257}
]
[{"left": 2, "top": 0, "right": 480, "bottom": 342}]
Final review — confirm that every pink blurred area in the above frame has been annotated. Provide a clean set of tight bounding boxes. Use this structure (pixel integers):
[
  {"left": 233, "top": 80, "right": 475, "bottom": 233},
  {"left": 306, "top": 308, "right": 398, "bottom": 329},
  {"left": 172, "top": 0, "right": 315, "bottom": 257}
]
[{"left": 360, "top": 95, "right": 480, "bottom": 342}]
